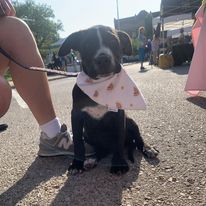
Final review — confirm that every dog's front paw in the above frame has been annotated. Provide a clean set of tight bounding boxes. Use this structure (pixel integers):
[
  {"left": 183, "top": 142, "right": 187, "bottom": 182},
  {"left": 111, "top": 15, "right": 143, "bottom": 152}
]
[
  {"left": 110, "top": 158, "right": 129, "bottom": 175},
  {"left": 68, "top": 159, "right": 85, "bottom": 175},
  {"left": 143, "top": 145, "right": 159, "bottom": 159},
  {"left": 84, "top": 158, "right": 98, "bottom": 171}
]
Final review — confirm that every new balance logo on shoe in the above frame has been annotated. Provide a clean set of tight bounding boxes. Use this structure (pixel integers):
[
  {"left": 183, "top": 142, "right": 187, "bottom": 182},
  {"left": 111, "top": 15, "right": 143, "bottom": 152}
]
[{"left": 58, "top": 137, "right": 72, "bottom": 150}]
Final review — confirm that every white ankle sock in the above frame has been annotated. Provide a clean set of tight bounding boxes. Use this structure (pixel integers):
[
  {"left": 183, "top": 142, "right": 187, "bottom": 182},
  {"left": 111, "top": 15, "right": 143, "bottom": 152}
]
[{"left": 40, "top": 118, "right": 61, "bottom": 139}]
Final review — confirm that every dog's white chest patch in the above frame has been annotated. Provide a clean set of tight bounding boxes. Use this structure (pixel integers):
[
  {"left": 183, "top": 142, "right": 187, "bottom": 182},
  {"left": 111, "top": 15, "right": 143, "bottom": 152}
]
[{"left": 82, "top": 105, "right": 108, "bottom": 119}]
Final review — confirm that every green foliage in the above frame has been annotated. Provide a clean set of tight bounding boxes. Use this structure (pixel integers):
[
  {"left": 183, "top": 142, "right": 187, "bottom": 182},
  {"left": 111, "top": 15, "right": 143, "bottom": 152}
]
[
  {"left": 13, "top": 0, "right": 63, "bottom": 58},
  {"left": 144, "top": 13, "right": 153, "bottom": 40},
  {"left": 4, "top": 70, "right": 12, "bottom": 81}
]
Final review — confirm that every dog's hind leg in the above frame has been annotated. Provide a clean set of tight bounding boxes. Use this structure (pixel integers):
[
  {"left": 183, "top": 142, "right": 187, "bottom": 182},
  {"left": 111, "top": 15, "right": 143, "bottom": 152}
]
[
  {"left": 126, "top": 118, "right": 159, "bottom": 159},
  {"left": 126, "top": 118, "right": 144, "bottom": 150}
]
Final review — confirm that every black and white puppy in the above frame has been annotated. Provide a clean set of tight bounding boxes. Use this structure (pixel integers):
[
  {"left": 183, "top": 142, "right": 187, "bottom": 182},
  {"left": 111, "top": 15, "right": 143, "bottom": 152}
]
[{"left": 58, "top": 25, "right": 158, "bottom": 175}]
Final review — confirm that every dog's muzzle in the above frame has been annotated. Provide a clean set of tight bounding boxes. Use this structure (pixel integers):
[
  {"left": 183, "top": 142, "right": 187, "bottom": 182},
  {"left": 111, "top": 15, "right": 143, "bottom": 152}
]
[{"left": 94, "top": 54, "right": 112, "bottom": 69}]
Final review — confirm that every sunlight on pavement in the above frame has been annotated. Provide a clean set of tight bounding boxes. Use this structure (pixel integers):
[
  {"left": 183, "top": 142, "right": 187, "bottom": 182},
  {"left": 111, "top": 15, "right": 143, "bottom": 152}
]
[{"left": 12, "top": 89, "right": 28, "bottom": 109}]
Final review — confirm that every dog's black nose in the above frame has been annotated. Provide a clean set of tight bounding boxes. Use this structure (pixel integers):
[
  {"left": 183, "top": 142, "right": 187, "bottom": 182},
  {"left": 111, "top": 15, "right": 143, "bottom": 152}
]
[{"left": 94, "top": 54, "right": 111, "bottom": 68}]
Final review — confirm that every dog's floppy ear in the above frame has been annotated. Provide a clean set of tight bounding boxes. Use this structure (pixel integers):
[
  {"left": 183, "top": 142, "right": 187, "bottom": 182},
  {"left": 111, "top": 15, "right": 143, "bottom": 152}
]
[
  {"left": 117, "top": 31, "right": 132, "bottom": 56},
  {"left": 58, "top": 31, "right": 82, "bottom": 57}
]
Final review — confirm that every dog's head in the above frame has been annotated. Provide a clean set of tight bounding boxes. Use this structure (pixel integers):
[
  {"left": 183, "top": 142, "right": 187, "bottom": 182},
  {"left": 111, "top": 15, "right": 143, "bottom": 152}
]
[{"left": 58, "top": 25, "right": 132, "bottom": 79}]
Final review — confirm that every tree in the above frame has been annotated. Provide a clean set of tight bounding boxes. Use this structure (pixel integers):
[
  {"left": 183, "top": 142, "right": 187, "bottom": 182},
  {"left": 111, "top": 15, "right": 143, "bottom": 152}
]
[
  {"left": 13, "top": 0, "right": 63, "bottom": 56},
  {"left": 144, "top": 12, "right": 153, "bottom": 40}
]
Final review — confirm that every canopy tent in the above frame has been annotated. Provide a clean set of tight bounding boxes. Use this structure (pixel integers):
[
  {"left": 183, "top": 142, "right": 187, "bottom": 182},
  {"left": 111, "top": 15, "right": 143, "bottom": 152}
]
[
  {"left": 153, "top": 13, "right": 194, "bottom": 38},
  {"left": 159, "top": 0, "right": 202, "bottom": 51},
  {"left": 160, "top": 0, "right": 202, "bottom": 17}
]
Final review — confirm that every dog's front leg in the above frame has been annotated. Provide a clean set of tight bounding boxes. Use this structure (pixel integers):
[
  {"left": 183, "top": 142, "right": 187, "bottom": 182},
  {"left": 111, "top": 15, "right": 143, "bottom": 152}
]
[
  {"left": 68, "top": 109, "right": 85, "bottom": 174},
  {"left": 110, "top": 110, "right": 129, "bottom": 175}
]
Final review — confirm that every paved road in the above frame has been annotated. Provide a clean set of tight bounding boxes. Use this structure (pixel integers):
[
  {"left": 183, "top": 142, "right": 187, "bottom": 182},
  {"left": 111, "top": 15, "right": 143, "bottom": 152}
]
[{"left": 0, "top": 63, "right": 205, "bottom": 206}]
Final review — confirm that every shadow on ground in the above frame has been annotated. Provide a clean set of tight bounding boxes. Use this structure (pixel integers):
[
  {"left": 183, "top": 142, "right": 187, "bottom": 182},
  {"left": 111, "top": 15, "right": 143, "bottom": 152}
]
[
  {"left": 168, "top": 64, "right": 190, "bottom": 75},
  {"left": 0, "top": 156, "right": 68, "bottom": 205},
  {"left": 138, "top": 68, "right": 150, "bottom": 73},
  {"left": 187, "top": 96, "right": 206, "bottom": 109},
  {"left": 51, "top": 152, "right": 146, "bottom": 206},
  {"left": 0, "top": 152, "right": 159, "bottom": 206}
]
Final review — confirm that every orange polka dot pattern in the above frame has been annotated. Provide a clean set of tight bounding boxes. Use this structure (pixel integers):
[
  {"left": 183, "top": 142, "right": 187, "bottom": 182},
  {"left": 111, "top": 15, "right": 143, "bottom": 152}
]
[{"left": 77, "top": 68, "right": 146, "bottom": 111}]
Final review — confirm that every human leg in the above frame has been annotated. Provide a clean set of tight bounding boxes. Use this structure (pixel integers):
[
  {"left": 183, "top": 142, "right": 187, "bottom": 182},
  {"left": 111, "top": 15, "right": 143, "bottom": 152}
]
[
  {"left": 0, "top": 75, "right": 12, "bottom": 117},
  {"left": 0, "top": 17, "right": 70, "bottom": 154},
  {"left": 0, "top": 17, "right": 56, "bottom": 126},
  {"left": 153, "top": 51, "right": 159, "bottom": 65},
  {"left": 0, "top": 17, "right": 95, "bottom": 156},
  {"left": 139, "top": 48, "right": 145, "bottom": 70},
  {"left": 152, "top": 51, "right": 156, "bottom": 65}
]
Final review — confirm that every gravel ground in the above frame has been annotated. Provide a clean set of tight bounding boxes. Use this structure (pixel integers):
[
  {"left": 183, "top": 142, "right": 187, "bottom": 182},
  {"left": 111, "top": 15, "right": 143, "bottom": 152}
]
[{"left": 0, "top": 63, "right": 205, "bottom": 206}]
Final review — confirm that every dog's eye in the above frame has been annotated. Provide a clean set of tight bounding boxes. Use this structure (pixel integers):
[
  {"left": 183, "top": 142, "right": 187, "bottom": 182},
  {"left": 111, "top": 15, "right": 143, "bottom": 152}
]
[
  {"left": 109, "top": 38, "right": 118, "bottom": 44},
  {"left": 107, "top": 39, "right": 119, "bottom": 50}
]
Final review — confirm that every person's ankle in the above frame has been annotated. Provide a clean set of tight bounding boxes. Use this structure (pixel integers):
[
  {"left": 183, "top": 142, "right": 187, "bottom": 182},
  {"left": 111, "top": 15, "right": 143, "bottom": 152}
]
[{"left": 40, "top": 117, "right": 61, "bottom": 138}]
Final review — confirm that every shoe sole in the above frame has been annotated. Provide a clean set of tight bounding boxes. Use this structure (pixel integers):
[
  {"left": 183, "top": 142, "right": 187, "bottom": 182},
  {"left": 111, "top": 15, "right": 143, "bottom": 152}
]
[
  {"left": 38, "top": 150, "right": 96, "bottom": 158},
  {"left": 38, "top": 141, "right": 96, "bottom": 158},
  {"left": 38, "top": 152, "right": 96, "bottom": 158},
  {"left": 38, "top": 151, "right": 74, "bottom": 157}
]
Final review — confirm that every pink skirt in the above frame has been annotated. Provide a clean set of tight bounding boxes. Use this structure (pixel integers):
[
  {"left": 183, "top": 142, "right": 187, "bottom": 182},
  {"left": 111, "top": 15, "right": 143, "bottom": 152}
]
[{"left": 185, "top": 5, "right": 206, "bottom": 96}]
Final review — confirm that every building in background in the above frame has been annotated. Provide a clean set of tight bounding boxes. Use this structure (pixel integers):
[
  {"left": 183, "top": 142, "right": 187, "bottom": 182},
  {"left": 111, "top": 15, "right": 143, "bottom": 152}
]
[
  {"left": 114, "top": 0, "right": 201, "bottom": 40},
  {"left": 114, "top": 10, "right": 160, "bottom": 38}
]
